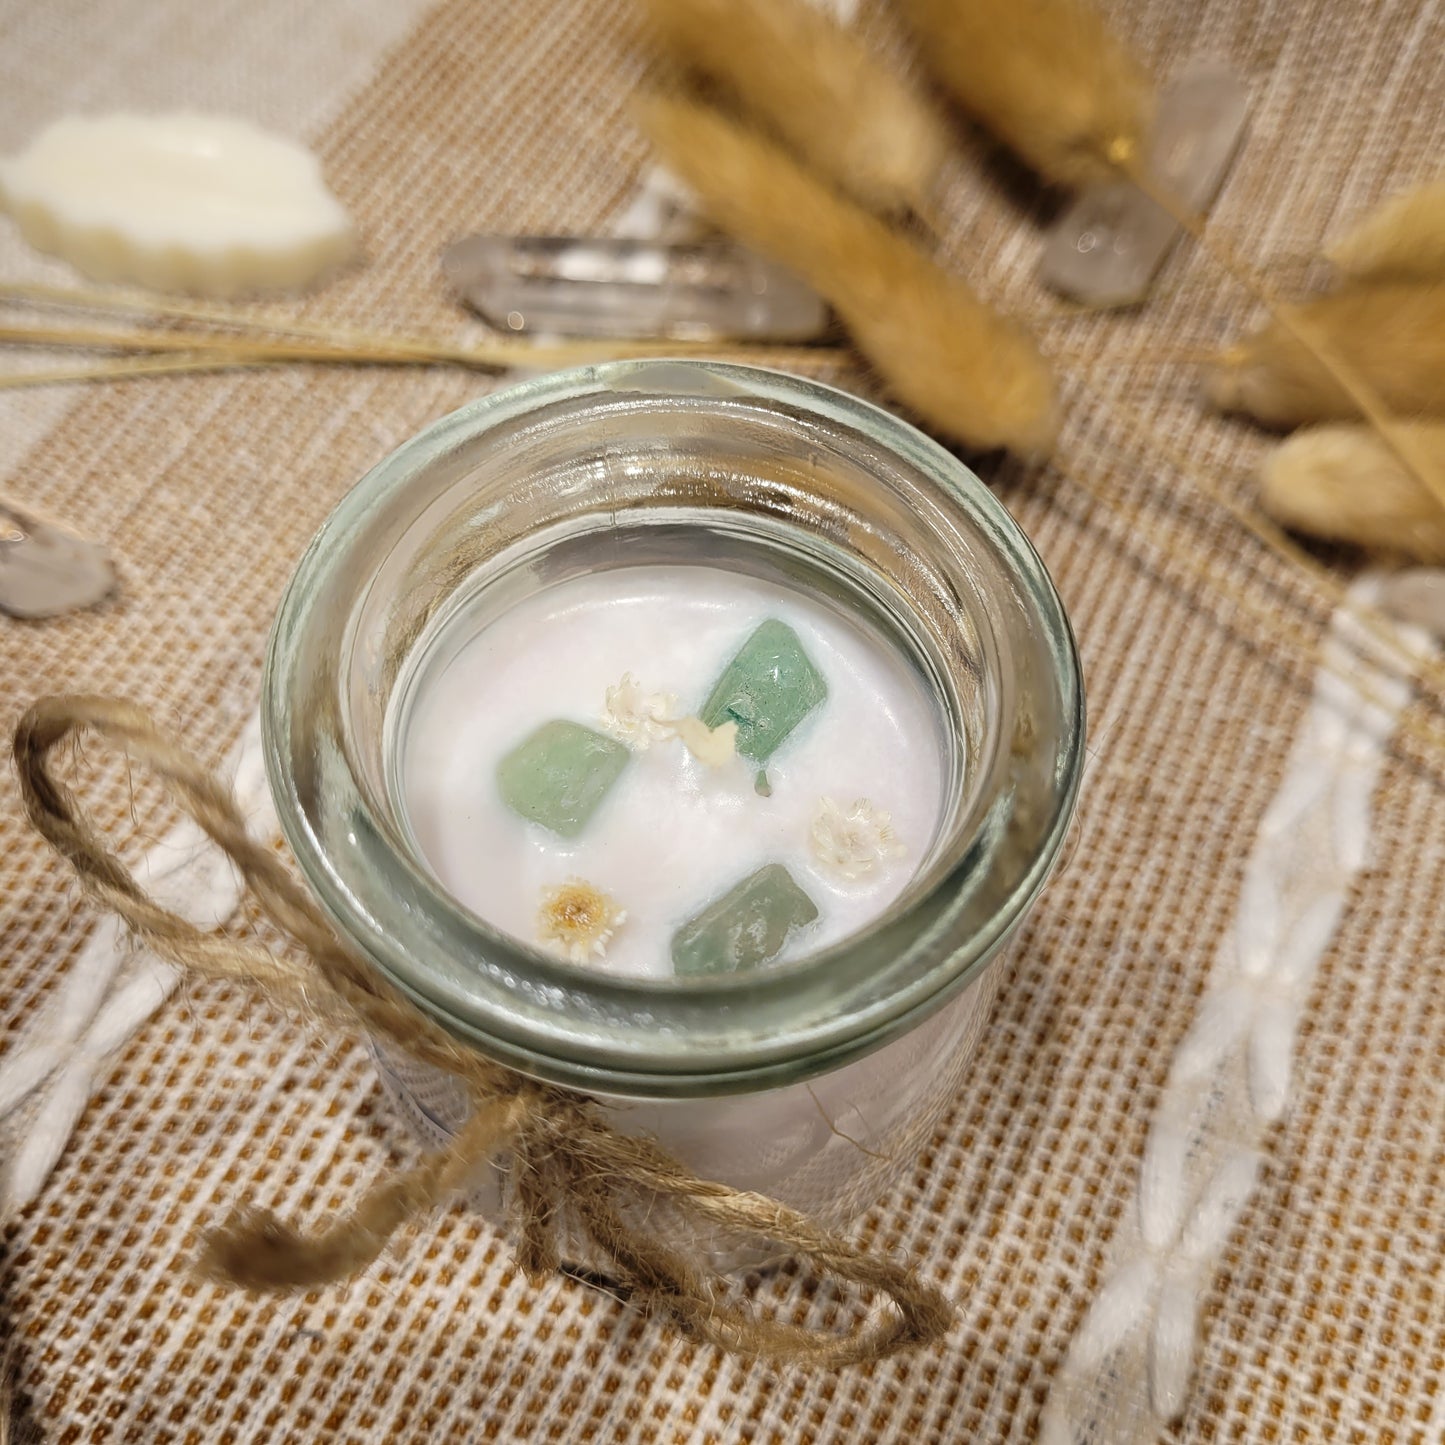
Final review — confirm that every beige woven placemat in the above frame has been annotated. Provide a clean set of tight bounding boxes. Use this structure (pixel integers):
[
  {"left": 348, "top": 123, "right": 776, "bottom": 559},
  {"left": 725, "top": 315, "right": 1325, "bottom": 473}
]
[{"left": 2, "top": 0, "right": 1444, "bottom": 1440}]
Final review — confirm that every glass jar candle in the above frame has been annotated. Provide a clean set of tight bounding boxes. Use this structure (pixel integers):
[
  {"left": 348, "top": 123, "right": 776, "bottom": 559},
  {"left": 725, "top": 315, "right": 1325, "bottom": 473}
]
[{"left": 263, "top": 361, "right": 1083, "bottom": 1242}]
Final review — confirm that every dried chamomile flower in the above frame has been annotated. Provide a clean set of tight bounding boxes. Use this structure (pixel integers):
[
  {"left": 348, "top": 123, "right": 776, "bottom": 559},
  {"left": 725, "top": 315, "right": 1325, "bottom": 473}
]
[
  {"left": 596, "top": 672, "right": 740, "bottom": 769},
  {"left": 537, "top": 878, "right": 627, "bottom": 964},
  {"left": 671, "top": 715, "right": 739, "bottom": 770},
  {"left": 599, "top": 672, "right": 677, "bottom": 749},
  {"left": 810, "top": 797, "right": 906, "bottom": 880}
]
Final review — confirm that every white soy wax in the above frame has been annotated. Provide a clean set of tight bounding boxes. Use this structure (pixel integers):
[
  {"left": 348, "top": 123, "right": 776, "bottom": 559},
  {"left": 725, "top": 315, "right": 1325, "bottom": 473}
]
[{"left": 398, "top": 564, "right": 945, "bottom": 977}]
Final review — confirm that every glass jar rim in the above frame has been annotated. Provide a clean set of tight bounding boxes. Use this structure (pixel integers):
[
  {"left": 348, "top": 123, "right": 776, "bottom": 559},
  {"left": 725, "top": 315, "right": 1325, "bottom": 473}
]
[{"left": 263, "top": 360, "right": 1084, "bottom": 1097}]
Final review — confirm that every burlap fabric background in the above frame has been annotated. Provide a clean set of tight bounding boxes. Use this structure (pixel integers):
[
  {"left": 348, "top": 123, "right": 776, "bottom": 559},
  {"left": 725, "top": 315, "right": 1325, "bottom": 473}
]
[{"left": 3, "top": 0, "right": 1443, "bottom": 1440}]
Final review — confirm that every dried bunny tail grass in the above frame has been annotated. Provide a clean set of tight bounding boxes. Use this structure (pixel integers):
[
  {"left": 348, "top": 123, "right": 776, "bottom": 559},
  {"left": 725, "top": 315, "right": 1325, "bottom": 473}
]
[
  {"left": 1327, "top": 180, "right": 1445, "bottom": 283},
  {"left": 635, "top": 0, "right": 948, "bottom": 216},
  {"left": 1259, "top": 423, "right": 1445, "bottom": 563},
  {"left": 638, "top": 95, "right": 1058, "bottom": 456},
  {"left": 895, "top": 0, "right": 1151, "bottom": 188},
  {"left": 1206, "top": 284, "right": 1445, "bottom": 429},
  {"left": 1114, "top": 166, "right": 1445, "bottom": 520}
]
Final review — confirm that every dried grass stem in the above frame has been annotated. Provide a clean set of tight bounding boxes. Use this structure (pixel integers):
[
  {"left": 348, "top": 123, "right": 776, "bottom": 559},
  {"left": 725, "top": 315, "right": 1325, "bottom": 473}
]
[{"left": 0, "top": 282, "right": 840, "bottom": 388}]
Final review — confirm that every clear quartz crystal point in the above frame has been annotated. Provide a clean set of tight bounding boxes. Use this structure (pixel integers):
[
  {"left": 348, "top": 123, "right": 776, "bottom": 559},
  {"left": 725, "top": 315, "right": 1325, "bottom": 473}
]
[
  {"left": 698, "top": 619, "right": 828, "bottom": 764},
  {"left": 441, "top": 235, "right": 830, "bottom": 341},
  {"left": 1039, "top": 64, "right": 1250, "bottom": 307},
  {"left": 671, "top": 863, "right": 819, "bottom": 976},
  {"left": 496, "top": 720, "right": 629, "bottom": 837}
]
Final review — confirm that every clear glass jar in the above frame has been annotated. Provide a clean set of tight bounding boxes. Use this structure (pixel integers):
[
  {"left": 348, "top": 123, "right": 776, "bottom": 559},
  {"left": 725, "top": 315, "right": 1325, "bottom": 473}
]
[{"left": 263, "top": 361, "right": 1083, "bottom": 1238}]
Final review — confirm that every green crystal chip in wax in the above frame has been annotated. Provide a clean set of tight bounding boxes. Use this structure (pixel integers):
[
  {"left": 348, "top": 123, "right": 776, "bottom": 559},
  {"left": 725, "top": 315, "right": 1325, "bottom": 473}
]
[
  {"left": 496, "top": 720, "right": 629, "bottom": 837},
  {"left": 671, "top": 863, "right": 819, "bottom": 976},
  {"left": 698, "top": 619, "right": 827, "bottom": 763}
]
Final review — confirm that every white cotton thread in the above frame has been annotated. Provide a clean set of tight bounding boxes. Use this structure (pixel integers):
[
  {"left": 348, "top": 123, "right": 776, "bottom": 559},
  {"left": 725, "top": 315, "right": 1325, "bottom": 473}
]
[
  {"left": 1180, "top": 1149, "right": 1263, "bottom": 1262},
  {"left": 0, "top": 712, "right": 272, "bottom": 1215},
  {"left": 81, "top": 967, "right": 183, "bottom": 1058},
  {"left": 1246, "top": 998, "right": 1299, "bottom": 1123},
  {"left": 1040, "top": 574, "right": 1435, "bottom": 1444},
  {"left": 1168, "top": 985, "right": 1249, "bottom": 1085},
  {"left": 4, "top": 969, "right": 182, "bottom": 1214},
  {"left": 1235, "top": 861, "right": 1284, "bottom": 978},
  {"left": 1065, "top": 1257, "right": 1160, "bottom": 1377},
  {"left": 142, "top": 816, "right": 240, "bottom": 923},
  {"left": 1147, "top": 1274, "right": 1199, "bottom": 1420},
  {"left": 0, "top": 1043, "right": 68, "bottom": 1119},
  {"left": 1138, "top": 1119, "right": 1190, "bottom": 1251},
  {"left": 5, "top": 1067, "right": 96, "bottom": 1216},
  {"left": 0, "top": 917, "right": 132, "bottom": 1118},
  {"left": 1257, "top": 763, "right": 1330, "bottom": 841},
  {"left": 47, "top": 917, "right": 130, "bottom": 1038},
  {"left": 1333, "top": 758, "right": 1382, "bottom": 871}
]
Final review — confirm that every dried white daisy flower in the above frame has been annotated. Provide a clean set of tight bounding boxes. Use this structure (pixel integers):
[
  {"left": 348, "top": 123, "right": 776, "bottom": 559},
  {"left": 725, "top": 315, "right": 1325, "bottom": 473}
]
[
  {"left": 671, "top": 715, "right": 738, "bottom": 769},
  {"left": 537, "top": 878, "right": 627, "bottom": 964},
  {"left": 810, "top": 796, "right": 906, "bottom": 880},
  {"left": 598, "top": 673, "right": 738, "bottom": 768},
  {"left": 599, "top": 672, "right": 677, "bottom": 749}
]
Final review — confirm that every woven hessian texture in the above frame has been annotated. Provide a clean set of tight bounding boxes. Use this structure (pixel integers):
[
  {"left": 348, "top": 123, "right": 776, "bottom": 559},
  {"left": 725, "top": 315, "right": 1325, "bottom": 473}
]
[{"left": 3, "top": 0, "right": 1444, "bottom": 1440}]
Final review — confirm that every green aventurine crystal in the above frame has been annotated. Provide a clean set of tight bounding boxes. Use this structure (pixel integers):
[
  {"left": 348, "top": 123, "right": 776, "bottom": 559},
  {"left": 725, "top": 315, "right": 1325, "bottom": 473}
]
[
  {"left": 496, "top": 720, "right": 629, "bottom": 837},
  {"left": 671, "top": 864, "right": 819, "bottom": 976},
  {"left": 698, "top": 619, "right": 827, "bottom": 764}
]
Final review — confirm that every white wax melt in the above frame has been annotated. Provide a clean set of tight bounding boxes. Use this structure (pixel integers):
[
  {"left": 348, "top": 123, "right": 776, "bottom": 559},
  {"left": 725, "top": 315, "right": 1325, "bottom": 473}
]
[
  {"left": 0, "top": 113, "right": 357, "bottom": 295},
  {"left": 398, "top": 565, "right": 947, "bottom": 978}
]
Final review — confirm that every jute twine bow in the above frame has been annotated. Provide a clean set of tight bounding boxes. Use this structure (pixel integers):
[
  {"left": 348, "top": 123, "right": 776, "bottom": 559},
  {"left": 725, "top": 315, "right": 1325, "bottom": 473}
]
[{"left": 12, "top": 695, "right": 954, "bottom": 1367}]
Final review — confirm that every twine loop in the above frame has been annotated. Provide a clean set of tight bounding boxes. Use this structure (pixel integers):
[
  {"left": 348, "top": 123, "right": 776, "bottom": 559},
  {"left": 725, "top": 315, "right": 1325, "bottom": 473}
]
[{"left": 12, "top": 694, "right": 954, "bottom": 1367}]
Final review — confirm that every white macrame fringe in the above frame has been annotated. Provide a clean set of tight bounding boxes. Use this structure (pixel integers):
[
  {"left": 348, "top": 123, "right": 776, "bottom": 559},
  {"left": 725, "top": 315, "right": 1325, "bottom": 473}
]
[
  {"left": 1041, "top": 573, "right": 1438, "bottom": 1444},
  {"left": 0, "top": 712, "right": 277, "bottom": 1214}
]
